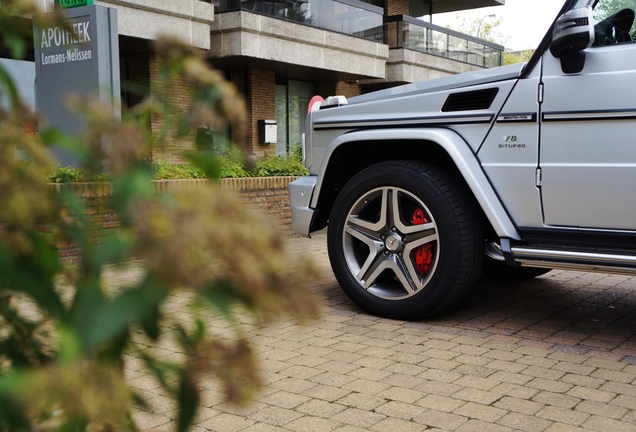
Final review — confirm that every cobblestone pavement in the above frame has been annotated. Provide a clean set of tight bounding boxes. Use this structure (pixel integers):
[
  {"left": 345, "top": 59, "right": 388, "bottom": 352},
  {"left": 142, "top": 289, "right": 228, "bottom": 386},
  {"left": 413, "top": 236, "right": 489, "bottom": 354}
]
[{"left": 111, "top": 230, "right": 636, "bottom": 432}]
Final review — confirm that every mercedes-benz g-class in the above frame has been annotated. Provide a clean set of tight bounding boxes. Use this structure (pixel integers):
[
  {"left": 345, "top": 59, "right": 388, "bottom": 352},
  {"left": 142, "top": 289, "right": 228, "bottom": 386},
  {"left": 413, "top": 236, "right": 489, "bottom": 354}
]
[{"left": 289, "top": 0, "right": 636, "bottom": 319}]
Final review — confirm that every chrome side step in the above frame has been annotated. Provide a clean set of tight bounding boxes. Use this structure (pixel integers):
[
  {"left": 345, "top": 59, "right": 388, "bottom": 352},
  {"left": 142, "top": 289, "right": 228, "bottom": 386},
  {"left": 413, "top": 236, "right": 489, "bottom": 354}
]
[{"left": 511, "top": 246, "right": 636, "bottom": 276}]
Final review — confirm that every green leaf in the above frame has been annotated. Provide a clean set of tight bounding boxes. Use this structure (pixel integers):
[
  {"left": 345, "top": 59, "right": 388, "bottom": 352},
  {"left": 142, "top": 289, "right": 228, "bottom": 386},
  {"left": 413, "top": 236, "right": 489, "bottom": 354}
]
[
  {"left": 173, "top": 321, "right": 205, "bottom": 355},
  {"left": 174, "top": 324, "right": 192, "bottom": 354},
  {"left": 112, "top": 164, "right": 154, "bottom": 217},
  {"left": 183, "top": 151, "right": 222, "bottom": 180},
  {"left": 201, "top": 87, "right": 220, "bottom": 105},
  {"left": 54, "top": 188, "right": 94, "bottom": 269},
  {"left": 139, "top": 352, "right": 180, "bottom": 393},
  {"left": 0, "top": 65, "right": 20, "bottom": 110},
  {"left": 193, "top": 319, "right": 205, "bottom": 344},
  {"left": 40, "top": 128, "right": 92, "bottom": 163},
  {"left": 57, "top": 326, "right": 83, "bottom": 363},
  {"left": 57, "top": 188, "right": 89, "bottom": 229},
  {"left": 93, "top": 231, "right": 134, "bottom": 265},
  {"left": 70, "top": 274, "right": 107, "bottom": 350},
  {"left": 82, "top": 275, "right": 166, "bottom": 352},
  {"left": 0, "top": 244, "right": 66, "bottom": 320},
  {"left": 4, "top": 33, "right": 27, "bottom": 60},
  {"left": 176, "top": 370, "right": 200, "bottom": 432},
  {"left": 200, "top": 283, "right": 237, "bottom": 322},
  {"left": 55, "top": 188, "right": 104, "bottom": 283},
  {"left": 141, "top": 300, "right": 161, "bottom": 341},
  {"left": 0, "top": 374, "right": 31, "bottom": 431},
  {"left": 0, "top": 302, "right": 50, "bottom": 367}
]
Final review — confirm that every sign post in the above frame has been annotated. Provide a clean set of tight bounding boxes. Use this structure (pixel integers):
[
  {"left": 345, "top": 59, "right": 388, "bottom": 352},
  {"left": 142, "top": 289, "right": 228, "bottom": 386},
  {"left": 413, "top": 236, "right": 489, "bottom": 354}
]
[{"left": 34, "top": 5, "right": 119, "bottom": 166}]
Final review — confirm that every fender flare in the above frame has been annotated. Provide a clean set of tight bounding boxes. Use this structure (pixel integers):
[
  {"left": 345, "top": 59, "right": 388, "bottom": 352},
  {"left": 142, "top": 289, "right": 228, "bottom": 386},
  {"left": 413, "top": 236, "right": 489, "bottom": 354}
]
[{"left": 311, "top": 128, "right": 521, "bottom": 240}]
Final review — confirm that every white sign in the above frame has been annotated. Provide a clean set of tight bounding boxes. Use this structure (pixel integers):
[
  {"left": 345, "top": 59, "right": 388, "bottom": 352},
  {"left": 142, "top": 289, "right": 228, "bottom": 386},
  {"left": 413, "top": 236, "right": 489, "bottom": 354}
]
[{"left": 39, "top": 17, "right": 93, "bottom": 67}]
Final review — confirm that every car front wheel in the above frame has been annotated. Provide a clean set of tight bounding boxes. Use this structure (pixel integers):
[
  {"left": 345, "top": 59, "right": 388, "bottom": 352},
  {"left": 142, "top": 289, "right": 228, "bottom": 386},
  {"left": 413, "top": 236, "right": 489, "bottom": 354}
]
[{"left": 327, "top": 161, "right": 483, "bottom": 320}]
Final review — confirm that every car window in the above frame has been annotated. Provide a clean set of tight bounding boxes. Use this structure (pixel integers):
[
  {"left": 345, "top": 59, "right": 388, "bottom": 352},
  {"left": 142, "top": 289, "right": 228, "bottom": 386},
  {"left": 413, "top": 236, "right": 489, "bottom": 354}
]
[{"left": 592, "top": 0, "right": 636, "bottom": 45}]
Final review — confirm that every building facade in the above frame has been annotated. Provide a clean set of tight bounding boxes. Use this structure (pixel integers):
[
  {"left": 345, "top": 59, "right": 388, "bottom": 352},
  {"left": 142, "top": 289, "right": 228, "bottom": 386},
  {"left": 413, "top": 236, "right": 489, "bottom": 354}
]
[{"left": 4, "top": 0, "right": 504, "bottom": 161}]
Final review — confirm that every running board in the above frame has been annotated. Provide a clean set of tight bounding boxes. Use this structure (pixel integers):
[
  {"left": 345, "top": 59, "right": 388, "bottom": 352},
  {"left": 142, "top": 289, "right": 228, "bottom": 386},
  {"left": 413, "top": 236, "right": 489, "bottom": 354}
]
[{"left": 511, "top": 246, "right": 636, "bottom": 276}]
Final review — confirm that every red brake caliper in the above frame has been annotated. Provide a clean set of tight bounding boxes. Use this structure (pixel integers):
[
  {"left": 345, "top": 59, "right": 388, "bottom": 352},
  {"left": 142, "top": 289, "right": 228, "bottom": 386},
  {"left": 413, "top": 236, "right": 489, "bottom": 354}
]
[{"left": 412, "top": 208, "right": 433, "bottom": 276}]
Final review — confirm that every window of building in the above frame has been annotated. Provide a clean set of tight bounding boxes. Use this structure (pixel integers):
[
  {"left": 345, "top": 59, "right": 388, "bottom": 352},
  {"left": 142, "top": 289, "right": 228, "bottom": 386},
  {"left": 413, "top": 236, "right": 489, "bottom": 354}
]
[
  {"left": 275, "top": 84, "right": 288, "bottom": 155},
  {"left": 275, "top": 79, "right": 315, "bottom": 155}
]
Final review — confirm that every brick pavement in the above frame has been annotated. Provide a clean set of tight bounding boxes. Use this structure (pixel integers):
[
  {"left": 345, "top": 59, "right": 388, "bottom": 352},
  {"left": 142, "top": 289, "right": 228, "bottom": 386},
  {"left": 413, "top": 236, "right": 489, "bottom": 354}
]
[{"left": 107, "top": 230, "right": 636, "bottom": 432}]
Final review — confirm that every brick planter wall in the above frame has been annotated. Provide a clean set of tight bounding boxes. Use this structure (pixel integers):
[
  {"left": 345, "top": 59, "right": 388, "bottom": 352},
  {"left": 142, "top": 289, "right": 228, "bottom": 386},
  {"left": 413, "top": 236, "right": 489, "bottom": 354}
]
[
  {"left": 154, "top": 177, "right": 296, "bottom": 224},
  {"left": 218, "top": 177, "right": 296, "bottom": 224},
  {"left": 50, "top": 177, "right": 297, "bottom": 260}
]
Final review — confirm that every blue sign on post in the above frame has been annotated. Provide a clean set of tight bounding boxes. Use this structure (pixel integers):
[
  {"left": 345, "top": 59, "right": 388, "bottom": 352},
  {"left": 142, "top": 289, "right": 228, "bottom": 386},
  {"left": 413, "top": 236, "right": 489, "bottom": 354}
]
[{"left": 34, "top": 5, "right": 120, "bottom": 166}]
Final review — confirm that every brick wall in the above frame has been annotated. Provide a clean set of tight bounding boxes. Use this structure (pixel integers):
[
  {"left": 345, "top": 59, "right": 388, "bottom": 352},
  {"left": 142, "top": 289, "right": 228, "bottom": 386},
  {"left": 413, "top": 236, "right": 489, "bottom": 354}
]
[
  {"left": 125, "top": 52, "right": 195, "bottom": 163},
  {"left": 385, "top": 0, "right": 409, "bottom": 49},
  {"left": 49, "top": 182, "right": 117, "bottom": 260},
  {"left": 154, "top": 177, "right": 296, "bottom": 224},
  {"left": 248, "top": 69, "right": 277, "bottom": 158},
  {"left": 387, "top": 0, "right": 409, "bottom": 15},
  {"left": 317, "top": 81, "right": 362, "bottom": 99},
  {"left": 51, "top": 177, "right": 297, "bottom": 259},
  {"left": 149, "top": 56, "right": 195, "bottom": 162},
  {"left": 385, "top": 20, "right": 401, "bottom": 48}
]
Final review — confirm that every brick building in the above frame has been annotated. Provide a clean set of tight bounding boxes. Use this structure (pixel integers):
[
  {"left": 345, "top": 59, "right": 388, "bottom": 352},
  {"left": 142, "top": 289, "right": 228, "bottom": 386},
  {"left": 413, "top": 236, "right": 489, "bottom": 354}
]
[{"left": 3, "top": 0, "right": 504, "bottom": 161}]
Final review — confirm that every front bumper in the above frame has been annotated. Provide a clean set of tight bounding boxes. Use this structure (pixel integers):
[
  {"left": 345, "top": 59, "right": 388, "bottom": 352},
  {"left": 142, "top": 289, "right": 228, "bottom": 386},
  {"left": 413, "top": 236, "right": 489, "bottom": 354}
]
[{"left": 288, "top": 176, "right": 317, "bottom": 237}]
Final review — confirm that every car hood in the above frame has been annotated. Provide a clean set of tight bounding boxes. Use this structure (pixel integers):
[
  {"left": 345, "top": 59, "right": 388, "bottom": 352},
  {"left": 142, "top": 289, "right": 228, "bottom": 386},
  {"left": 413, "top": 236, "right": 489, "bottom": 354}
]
[{"left": 349, "top": 63, "right": 526, "bottom": 105}]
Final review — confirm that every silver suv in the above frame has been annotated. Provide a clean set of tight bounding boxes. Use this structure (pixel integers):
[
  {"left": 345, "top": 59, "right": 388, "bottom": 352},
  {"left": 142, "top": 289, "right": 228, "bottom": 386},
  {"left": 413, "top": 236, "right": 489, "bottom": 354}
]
[{"left": 289, "top": 0, "right": 636, "bottom": 319}]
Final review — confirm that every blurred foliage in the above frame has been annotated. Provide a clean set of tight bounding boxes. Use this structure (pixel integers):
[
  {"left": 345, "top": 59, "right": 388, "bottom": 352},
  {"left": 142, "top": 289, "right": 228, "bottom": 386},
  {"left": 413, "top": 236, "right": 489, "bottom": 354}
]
[
  {"left": 211, "top": 145, "right": 309, "bottom": 179},
  {"left": 445, "top": 12, "right": 510, "bottom": 46},
  {"left": 503, "top": 49, "right": 535, "bottom": 65},
  {"left": 0, "top": 1, "right": 321, "bottom": 431}
]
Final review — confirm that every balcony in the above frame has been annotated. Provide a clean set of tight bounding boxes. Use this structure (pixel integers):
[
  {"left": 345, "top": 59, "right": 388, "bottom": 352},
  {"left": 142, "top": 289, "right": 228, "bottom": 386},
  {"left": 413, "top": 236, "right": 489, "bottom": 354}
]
[
  {"left": 213, "top": 0, "right": 383, "bottom": 42},
  {"left": 209, "top": 0, "right": 388, "bottom": 80},
  {"left": 385, "top": 15, "right": 504, "bottom": 68},
  {"left": 208, "top": 1, "right": 504, "bottom": 85}
]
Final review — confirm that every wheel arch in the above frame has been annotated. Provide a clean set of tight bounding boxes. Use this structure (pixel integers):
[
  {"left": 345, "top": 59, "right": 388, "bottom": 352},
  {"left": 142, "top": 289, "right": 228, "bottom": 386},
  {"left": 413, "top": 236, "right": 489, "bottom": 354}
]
[{"left": 311, "top": 128, "right": 520, "bottom": 241}]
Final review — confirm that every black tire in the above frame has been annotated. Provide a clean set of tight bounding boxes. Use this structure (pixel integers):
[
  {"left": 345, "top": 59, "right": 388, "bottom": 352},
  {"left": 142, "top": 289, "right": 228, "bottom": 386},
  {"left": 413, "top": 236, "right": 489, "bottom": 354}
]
[
  {"left": 482, "top": 244, "right": 552, "bottom": 280},
  {"left": 327, "top": 161, "right": 483, "bottom": 320}
]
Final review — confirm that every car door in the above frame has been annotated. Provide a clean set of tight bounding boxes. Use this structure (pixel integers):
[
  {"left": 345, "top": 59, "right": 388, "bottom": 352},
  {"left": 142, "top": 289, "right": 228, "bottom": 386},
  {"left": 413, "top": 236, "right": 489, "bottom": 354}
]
[{"left": 540, "top": 0, "right": 636, "bottom": 231}]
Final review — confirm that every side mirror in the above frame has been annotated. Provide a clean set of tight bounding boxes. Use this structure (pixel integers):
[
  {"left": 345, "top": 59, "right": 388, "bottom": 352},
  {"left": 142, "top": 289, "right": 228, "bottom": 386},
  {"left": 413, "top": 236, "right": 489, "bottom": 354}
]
[{"left": 550, "top": 6, "right": 595, "bottom": 73}]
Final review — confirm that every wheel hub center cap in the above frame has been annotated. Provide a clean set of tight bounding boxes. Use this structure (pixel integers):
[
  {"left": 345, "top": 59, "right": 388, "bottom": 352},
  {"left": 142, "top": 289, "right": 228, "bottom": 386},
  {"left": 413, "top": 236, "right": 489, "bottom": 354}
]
[{"left": 385, "top": 234, "right": 402, "bottom": 252}]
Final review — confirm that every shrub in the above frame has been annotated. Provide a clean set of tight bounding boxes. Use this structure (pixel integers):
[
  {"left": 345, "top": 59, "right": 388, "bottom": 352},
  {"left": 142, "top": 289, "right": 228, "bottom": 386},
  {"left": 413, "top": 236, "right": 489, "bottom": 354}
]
[
  {"left": 48, "top": 165, "right": 112, "bottom": 183},
  {"left": 151, "top": 162, "right": 206, "bottom": 179},
  {"left": 48, "top": 151, "right": 309, "bottom": 182},
  {"left": 0, "top": 3, "right": 321, "bottom": 431},
  {"left": 252, "top": 154, "right": 309, "bottom": 177}
]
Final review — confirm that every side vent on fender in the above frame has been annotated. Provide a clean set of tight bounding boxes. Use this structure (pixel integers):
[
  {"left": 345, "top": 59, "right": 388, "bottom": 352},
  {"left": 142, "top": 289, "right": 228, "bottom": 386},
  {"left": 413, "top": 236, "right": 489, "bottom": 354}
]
[{"left": 441, "top": 88, "right": 499, "bottom": 112}]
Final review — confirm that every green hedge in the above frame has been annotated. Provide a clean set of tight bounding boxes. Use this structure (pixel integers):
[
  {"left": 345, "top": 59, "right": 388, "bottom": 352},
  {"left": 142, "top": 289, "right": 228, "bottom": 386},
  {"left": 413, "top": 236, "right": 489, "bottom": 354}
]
[{"left": 48, "top": 152, "right": 309, "bottom": 183}]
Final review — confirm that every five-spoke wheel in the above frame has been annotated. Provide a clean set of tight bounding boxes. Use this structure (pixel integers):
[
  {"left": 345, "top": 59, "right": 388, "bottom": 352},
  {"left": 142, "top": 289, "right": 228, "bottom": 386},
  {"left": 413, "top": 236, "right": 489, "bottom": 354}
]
[
  {"left": 328, "top": 161, "right": 483, "bottom": 320},
  {"left": 339, "top": 186, "right": 439, "bottom": 300}
]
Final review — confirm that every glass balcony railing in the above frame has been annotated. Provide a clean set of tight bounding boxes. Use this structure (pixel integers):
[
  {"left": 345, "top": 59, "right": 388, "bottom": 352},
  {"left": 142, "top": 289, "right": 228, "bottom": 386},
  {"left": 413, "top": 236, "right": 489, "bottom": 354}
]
[
  {"left": 385, "top": 15, "right": 504, "bottom": 68},
  {"left": 212, "top": 0, "right": 384, "bottom": 42}
]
